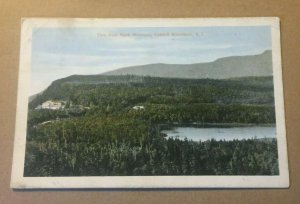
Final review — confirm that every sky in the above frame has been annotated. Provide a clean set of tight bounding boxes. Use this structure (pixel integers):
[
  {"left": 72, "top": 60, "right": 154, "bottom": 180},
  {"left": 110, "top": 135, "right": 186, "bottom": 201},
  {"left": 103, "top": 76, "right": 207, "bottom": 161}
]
[{"left": 30, "top": 26, "right": 271, "bottom": 95}]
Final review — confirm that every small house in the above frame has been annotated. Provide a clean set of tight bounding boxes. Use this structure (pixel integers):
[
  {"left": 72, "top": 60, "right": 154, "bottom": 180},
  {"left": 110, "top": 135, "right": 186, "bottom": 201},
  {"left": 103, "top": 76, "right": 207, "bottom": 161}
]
[{"left": 132, "top": 105, "right": 145, "bottom": 110}]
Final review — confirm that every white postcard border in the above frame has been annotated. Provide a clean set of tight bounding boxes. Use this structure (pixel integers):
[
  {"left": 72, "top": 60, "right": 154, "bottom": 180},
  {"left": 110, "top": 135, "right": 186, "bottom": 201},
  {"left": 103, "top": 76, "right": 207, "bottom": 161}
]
[{"left": 11, "top": 17, "right": 289, "bottom": 189}]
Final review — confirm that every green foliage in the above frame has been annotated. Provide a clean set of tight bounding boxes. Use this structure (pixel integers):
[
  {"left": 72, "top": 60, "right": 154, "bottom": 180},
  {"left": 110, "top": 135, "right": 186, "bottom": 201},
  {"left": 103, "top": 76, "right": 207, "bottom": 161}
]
[
  {"left": 24, "top": 75, "right": 278, "bottom": 176},
  {"left": 24, "top": 117, "right": 279, "bottom": 176},
  {"left": 128, "top": 103, "right": 275, "bottom": 124},
  {"left": 29, "top": 75, "right": 275, "bottom": 110}
]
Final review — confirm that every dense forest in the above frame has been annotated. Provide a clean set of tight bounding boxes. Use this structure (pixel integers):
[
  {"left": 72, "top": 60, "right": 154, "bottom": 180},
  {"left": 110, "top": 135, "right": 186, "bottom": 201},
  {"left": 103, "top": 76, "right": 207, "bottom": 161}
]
[{"left": 24, "top": 75, "right": 279, "bottom": 176}]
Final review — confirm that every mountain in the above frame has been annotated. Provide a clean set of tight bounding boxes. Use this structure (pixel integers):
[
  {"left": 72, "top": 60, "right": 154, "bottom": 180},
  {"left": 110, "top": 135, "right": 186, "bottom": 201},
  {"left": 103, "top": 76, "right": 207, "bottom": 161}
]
[
  {"left": 103, "top": 50, "right": 272, "bottom": 79},
  {"left": 29, "top": 93, "right": 39, "bottom": 102}
]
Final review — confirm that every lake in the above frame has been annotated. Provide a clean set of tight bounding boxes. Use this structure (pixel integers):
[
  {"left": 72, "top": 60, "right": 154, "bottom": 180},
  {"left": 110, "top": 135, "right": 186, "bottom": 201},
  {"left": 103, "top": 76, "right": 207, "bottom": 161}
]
[{"left": 161, "top": 126, "right": 276, "bottom": 141}]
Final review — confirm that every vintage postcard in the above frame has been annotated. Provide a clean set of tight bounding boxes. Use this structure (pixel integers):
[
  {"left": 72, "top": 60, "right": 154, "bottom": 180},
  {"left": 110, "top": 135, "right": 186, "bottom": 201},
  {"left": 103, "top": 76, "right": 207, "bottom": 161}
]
[{"left": 11, "top": 18, "right": 289, "bottom": 188}]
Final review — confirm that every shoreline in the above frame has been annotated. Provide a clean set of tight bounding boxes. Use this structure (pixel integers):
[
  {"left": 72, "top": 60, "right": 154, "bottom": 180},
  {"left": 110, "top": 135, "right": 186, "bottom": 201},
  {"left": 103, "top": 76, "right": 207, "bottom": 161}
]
[{"left": 158, "top": 122, "right": 276, "bottom": 130}]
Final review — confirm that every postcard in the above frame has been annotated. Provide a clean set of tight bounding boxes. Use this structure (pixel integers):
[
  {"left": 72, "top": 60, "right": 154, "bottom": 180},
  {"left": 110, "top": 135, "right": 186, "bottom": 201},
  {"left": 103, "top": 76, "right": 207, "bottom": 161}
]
[{"left": 11, "top": 18, "right": 289, "bottom": 188}]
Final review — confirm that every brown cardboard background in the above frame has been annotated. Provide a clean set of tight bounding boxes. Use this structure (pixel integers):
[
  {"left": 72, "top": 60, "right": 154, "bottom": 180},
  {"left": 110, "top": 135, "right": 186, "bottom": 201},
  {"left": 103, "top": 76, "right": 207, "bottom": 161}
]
[{"left": 0, "top": 0, "right": 299, "bottom": 203}]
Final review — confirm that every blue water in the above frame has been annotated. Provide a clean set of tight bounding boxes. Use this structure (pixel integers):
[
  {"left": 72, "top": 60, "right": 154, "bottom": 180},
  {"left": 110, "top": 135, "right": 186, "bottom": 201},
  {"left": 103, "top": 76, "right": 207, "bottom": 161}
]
[{"left": 161, "top": 126, "right": 276, "bottom": 141}]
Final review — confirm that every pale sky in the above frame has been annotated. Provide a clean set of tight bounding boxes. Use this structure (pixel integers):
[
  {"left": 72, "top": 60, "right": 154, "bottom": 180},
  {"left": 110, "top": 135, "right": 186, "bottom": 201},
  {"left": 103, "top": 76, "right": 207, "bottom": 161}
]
[{"left": 30, "top": 26, "right": 271, "bottom": 95}]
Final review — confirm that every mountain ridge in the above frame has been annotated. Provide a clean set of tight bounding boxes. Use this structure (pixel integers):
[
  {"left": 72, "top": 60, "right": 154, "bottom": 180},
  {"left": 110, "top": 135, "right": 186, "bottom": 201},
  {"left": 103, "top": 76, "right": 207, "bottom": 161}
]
[
  {"left": 103, "top": 50, "right": 272, "bottom": 79},
  {"left": 30, "top": 50, "right": 273, "bottom": 98}
]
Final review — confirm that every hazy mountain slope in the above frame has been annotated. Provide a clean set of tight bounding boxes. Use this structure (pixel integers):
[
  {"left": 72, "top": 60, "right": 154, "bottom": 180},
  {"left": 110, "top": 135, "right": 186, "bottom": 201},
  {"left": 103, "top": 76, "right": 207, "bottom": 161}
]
[{"left": 103, "top": 50, "right": 272, "bottom": 79}]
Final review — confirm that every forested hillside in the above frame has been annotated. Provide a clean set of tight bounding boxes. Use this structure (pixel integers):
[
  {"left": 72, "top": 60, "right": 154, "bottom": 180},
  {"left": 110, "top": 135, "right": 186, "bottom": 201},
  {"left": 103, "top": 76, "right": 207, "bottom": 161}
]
[{"left": 24, "top": 75, "right": 278, "bottom": 176}]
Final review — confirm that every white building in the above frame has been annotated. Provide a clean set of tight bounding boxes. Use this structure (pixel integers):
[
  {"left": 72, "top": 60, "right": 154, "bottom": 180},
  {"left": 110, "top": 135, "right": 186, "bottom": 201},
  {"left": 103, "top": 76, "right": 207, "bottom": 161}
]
[
  {"left": 36, "top": 100, "right": 66, "bottom": 110},
  {"left": 132, "top": 105, "right": 144, "bottom": 110}
]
